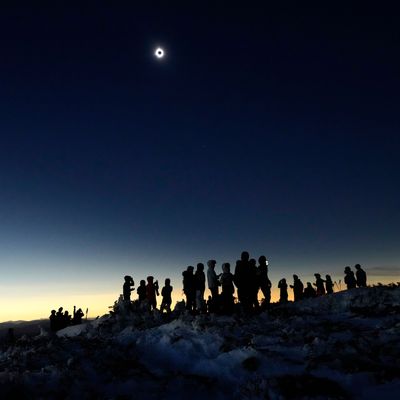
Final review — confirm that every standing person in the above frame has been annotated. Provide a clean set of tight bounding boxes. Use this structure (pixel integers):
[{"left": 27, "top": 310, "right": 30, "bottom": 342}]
[
  {"left": 49, "top": 310, "right": 57, "bottom": 332},
  {"left": 258, "top": 256, "right": 271, "bottom": 306},
  {"left": 123, "top": 275, "right": 135, "bottom": 303},
  {"left": 325, "top": 275, "right": 334, "bottom": 294},
  {"left": 234, "top": 251, "right": 252, "bottom": 312},
  {"left": 56, "top": 307, "right": 64, "bottom": 330},
  {"left": 73, "top": 306, "right": 84, "bottom": 325},
  {"left": 344, "top": 266, "right": 357, "bottom": 289},
  {"left": 219, "top": 262, "right": 235, "bottom": 314},
  {"left": 290, "top": 275, "right": 304, "bottom": 301},
  {"left": 207, "top": 259, "right": 220, "bottom": 306},
  {"left": 146, "top": 276, "right": 159, "bottom": 311},
  {"left": 278, "top": 278, "right": 288, "bottom": 303},
  {"left": 182, "top": 266, "right": 196, "bottom": 312},
  {"left": 355, "top": 264, "right": 367, "bottom": 287},
  {"left": 249, "top": 258, "right": 259, "bottom": 310},
  {"left": 195, "top": 263, "right": 206, "bottom": 313},
  {"left": 63, "top": 311, "right": 72, "bottom": 328},
  {"left": 137, "top": 280, "right": 147, "bottom": 302},
  {"left": 160, "top": 278, "right": 173, "bottom": 313},
  {"left": 314, "top": 273, "right": 326, "bottom": 296}
]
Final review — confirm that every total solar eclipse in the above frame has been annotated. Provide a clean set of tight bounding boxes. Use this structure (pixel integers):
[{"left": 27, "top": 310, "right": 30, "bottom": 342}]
[{"left": 154, "top": 47, "right": 165, "bottom": 59}]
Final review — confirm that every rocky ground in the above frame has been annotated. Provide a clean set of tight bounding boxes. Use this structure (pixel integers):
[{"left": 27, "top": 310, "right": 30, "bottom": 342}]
[{"left": 1, "top": 285, "right": 399, "bottom": 399}]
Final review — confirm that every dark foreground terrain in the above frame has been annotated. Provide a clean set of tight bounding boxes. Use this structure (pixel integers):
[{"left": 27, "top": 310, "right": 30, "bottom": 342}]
[{"left": 1, "top": 286, "right": 399, "bottom": 399}]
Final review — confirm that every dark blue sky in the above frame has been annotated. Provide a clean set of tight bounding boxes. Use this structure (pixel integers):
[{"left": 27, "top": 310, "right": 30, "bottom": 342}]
[{"left": 1, "top": 2, "right": 399, "bottom": 319}]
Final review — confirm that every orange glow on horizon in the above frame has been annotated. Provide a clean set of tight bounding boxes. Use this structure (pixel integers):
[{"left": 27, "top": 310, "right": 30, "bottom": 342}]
[{"left": 1, "top": 276, "right": 398, "bottom": 322}]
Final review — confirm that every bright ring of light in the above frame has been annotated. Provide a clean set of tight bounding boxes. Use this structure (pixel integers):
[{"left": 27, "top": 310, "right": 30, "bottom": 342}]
[{"left": 155, "top": 47, "right": 165, "bottom": 59}]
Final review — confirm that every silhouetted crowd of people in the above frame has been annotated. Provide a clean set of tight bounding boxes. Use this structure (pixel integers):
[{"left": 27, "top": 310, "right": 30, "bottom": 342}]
[
  {"left": 49, "top": 306, "right": 86, "bottom": 332},
  {"left": 119, "top": 251, "right": 368, "bottom": 316}
]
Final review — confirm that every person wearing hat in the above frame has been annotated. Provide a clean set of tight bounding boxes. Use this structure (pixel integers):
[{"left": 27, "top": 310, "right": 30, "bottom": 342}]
[{"left": 344, "top": 266, "right": 357, "bottom": 289}]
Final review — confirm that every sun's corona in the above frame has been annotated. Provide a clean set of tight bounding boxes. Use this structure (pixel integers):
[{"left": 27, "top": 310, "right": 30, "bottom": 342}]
[{"left": 154, "top": 47, "right": 165, "bottom": 59}]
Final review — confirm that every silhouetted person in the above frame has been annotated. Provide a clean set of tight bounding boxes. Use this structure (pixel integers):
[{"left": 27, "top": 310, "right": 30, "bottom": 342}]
[
  {"left": 303, "top": 282, "right": 317, "bottom": 298},
  {"left": 123, "top": 275, "right": 135, "bottom": 303},
  {"left": 137, "top": 280, "right": 147, "bottom": 302},
  {"left": 234, "top": 251, "right": 253, "bottom": 312},
  {"left": 290, "top": 275, "right": 304, "bottom": 301},
  {"left": 220, "top": 262, "right": 235, "bottom": 314},
  {"left": 344, "top": 266, "right": 357, "bottom": 289},
  {"left": 325, "top": 275, "right": 334, "bottom": 294},
  {"left": 49, "top": 310, "right": 57, "bottom": 332},
  {"left": 278, "top": 278, "right": 288, "bottom": 303},
  {"left": 146, "top": 276, "right": 159, "bottom": 311},
  {"left": 195, "top": 263, "right": 206, "bottom": 313},
  {"left": 257, "top": 255, "right": 271, "bottom": 305},
  {"left": 355, "top": 264, "right": 367, "bottom": 287},
  {"left": 314, "top": 273, "right": 326, "bottom": 296},
  {"left": 160, "top": 278, "right": 173, "bottom": 313},
  {"left": 56, "top": 307, "right": 63, "bottom": 319},
  {"left": 249, "top": 258, "right": 260, "bottom": 310},
  {"left": 182, "top": 266, "right": 196, "bottom": 312},
  {"left": 56, "top": 307, "right": 64, "bottom": 330},
  {"left": 73, "top": 306, "right": 84, "bottom": 325},
  {"left": 63, "top": 311, "right": 71, "bottom": 328},
  {"left": 207, "top": 259, "right": 220, "bottom": 306}
]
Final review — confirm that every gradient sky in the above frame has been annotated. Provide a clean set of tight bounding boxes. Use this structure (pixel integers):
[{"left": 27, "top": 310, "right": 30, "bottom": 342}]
[{"left": 1, "top": 3, "right": 399, "bottom": 321}]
